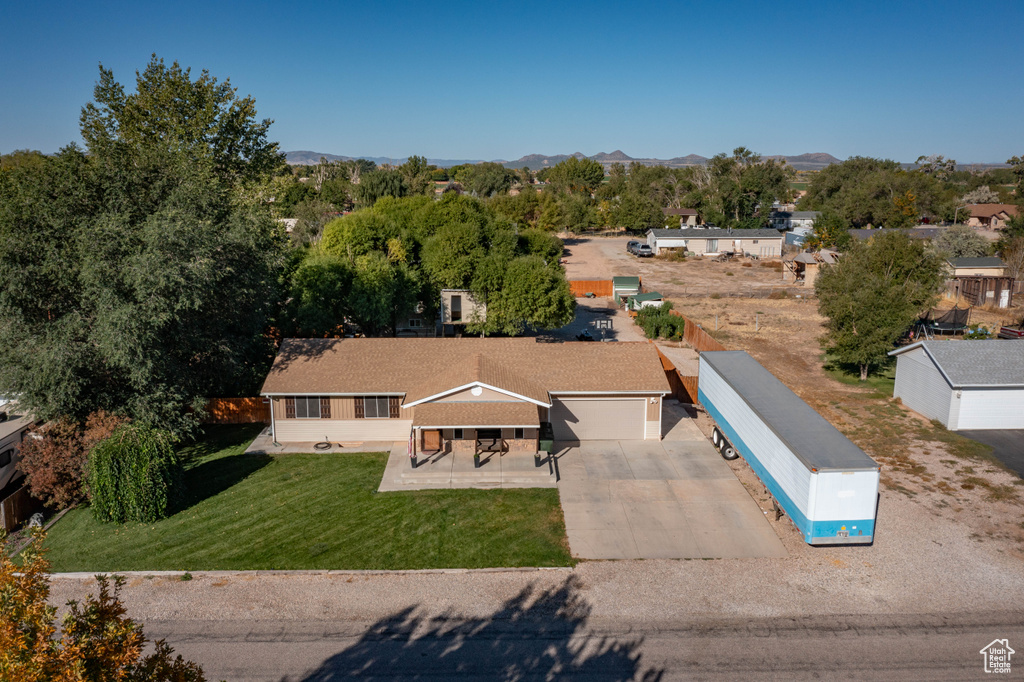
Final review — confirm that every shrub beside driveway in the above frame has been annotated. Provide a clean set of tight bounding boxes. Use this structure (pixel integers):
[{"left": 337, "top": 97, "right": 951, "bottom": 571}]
[{"left": 41, "top": 426, "right": 572, "bottom": 571}]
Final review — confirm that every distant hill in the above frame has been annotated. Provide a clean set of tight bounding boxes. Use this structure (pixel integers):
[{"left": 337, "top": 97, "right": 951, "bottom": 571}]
[{"left": 289, "top": 150, "right": 1005, "bottom": 172}]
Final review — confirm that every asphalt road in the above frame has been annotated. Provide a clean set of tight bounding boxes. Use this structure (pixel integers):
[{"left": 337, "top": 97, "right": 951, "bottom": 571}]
[
  {"left": 959, "top": 430, "right": 1024, "bottom": 478},
  {"left": 148, "top": 610, "right": 1024, "bottom": 680}
]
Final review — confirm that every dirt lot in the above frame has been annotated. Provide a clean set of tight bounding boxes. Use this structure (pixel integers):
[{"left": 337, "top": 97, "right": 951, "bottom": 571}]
[{"left": 565, "top": 235, "right": 1024, "bottom": 563}]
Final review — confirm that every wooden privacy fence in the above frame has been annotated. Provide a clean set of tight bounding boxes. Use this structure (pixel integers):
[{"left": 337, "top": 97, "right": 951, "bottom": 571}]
[
  {"left": 669, "top": 309, "right": 727, "bottom": 352},
  {"left": 647, "top": 309, "right": 728, "bottom": 404},
  {"left": 203, "top": 397, "right": 270, "bottom": 424},
  {"left": 1, "top": 485, "right": 43, "bottom": 533},
  {"left": 569, "top": 280, "right": 613, "bottom": 297}
]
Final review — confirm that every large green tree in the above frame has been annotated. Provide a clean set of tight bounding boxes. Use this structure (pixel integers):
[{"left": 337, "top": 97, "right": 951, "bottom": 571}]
[
  {"left": 816, "top": 232, "right": 944, "bottom": 380},
  {"left": 0, "top": 59, "right": 286, "bottom": 435},
  {"left": 546, "top": 157, "right": 605, "bottom": 195}
]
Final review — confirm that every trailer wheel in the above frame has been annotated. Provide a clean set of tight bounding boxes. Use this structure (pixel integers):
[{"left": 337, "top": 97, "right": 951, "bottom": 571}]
[
  {"left": 722, "top": 445, "right": 739, "bottom": 460},
  {"left": 711, "top": 427, "right": 722, "bottom": 447}
]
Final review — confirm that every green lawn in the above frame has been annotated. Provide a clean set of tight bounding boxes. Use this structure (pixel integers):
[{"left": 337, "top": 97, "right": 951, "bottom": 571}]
[{"left": 41, "top": 426, "right": 572, "bottom": 571}]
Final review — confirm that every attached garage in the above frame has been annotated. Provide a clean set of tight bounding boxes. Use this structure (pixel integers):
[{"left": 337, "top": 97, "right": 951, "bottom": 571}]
[
  {"left": 889, "top": 340, "right": 1024, "bottom": 430},
  {"left": 550, "top": 397, "right": 646, "bottom": 440}
]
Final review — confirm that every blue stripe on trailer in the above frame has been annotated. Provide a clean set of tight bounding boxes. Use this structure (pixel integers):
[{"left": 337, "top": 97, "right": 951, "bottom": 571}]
[{"left": 700, "top": 387, "right": 873, "bottom": 545}]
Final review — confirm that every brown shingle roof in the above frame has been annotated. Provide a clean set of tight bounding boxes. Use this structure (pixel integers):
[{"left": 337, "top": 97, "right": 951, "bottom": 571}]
[
  {"left": 412, "top": 401, "right": 541, "bottom": 427},
  {"left": 261, "top": 338, "right": 670, "bottom": 397},
  {"left": 404, "top": 352, "right": 550, "bottom": 405},
  {"left": 968, "top": 204, "right": 1019, "bottom": 219}
]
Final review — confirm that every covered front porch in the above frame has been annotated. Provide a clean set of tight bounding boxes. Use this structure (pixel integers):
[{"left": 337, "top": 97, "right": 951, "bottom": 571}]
[{"left": 379, "top": 401, "right": 554, "bottom": 491}]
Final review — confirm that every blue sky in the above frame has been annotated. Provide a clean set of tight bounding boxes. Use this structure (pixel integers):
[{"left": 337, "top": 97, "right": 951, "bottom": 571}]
[{"left": 2, "top": 0, "right": 1022, "bottom": 163}]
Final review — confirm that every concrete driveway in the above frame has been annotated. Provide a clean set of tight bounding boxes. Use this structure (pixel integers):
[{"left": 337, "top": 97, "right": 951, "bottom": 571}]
[{"left": 554, "top": 416, "right": 787, "bottom": 560}]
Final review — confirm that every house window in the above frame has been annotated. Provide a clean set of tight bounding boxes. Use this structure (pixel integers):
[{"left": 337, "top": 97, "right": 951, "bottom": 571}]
[
  {"left": 706, "top": 239, "right": 718, "bottom": 252},
  {"left": 451, "top": 295, "right": 462, "bottom": 322},
  {"left": 408, "top": 318, "right": 422, "bottom": 328},
  {"left": 0, "top": 449, "right": 12, "bottom": 467},
  {"left": 291, "top": 396, "right": 330, "bottom": 419},
  {"left": 513, "top": 428, "right": 525, "bottom": 439},
  {"left": 753, "top": 239, "right": 759, "bottom": 244},
  {"left": 453, "top": 428, "right": 464, "bottom": 440},
  {"left": 359, "top": 396, "right": 393, "bottom": 419}
]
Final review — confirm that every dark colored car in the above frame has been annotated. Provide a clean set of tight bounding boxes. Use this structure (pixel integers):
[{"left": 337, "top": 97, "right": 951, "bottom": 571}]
[{"left": 626, "top": 240, "right": 641, "bottom": 254}]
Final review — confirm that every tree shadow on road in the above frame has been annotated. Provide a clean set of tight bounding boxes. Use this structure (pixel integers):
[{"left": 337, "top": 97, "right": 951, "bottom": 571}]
[{"left": 300, "top": 575, "right": 663, "bottom": 681}]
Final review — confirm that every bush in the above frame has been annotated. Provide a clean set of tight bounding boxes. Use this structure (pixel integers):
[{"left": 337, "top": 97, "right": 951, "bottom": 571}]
[
  {"left": 635, "top": 301, "right": 685, "bottom": 340},
  {"left": 87, "top": 424, "right": 182, "bottom": 523},
  {"left": 1, "top": 528, "right": 206, "bottom": 680},
  {"left": 19, "top": 411, "right": 127, "bottom": 509}
]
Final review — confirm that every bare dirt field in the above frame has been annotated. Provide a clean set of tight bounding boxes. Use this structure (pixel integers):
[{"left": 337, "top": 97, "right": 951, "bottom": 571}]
[{"left": 565, "top": 235, "right": 1024, "bottom": 564}]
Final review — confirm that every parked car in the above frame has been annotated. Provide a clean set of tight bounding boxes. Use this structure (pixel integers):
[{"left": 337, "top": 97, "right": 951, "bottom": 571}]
[
  {"left": 626, "top": 240, "right": 641, "bottom": 254},
  {"left": 635, "top": 244, "right": 653, "bottom": 257}
]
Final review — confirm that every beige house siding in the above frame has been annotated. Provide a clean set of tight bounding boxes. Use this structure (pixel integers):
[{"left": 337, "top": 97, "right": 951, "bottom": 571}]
[
  {"left": 440, "top": 289, "right": 486, "bottom": 325},
  {"left": 952, "top": 266, "right": 1005, "bottom": 277},
  {"left": 273, "top": 396, "right": 403, "bottom": 420},
  {"left": 275, "top": 419, "right": 412, "bottom": 442},
  {"left": 731, "top": 237, "right": 782, "bottom": 257}
]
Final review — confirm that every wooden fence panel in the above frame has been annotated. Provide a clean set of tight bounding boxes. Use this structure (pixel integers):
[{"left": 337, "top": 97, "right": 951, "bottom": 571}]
[
  {"left": 569, "top": 280, "right": 613, "bottom": 297},
  {"left": 652, "top": 344, "right": 699, "bottom": 404},
  {"left": 1, "top": 485, "right": 42, "bottom": 533},
  {"left": 668, "top": 309, "right": 727, "bottom": 352},
  {"left": 203, "top": 398, "right": 270, "bottom": 424}
]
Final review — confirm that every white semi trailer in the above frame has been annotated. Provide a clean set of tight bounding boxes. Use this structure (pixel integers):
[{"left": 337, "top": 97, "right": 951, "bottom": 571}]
[{"left": 698, "top": 351, "right": 880, "bottom": 545}]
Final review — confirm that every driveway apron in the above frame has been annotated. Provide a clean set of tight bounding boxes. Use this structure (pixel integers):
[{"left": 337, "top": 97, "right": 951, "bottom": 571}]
[{"left": 555, "top": 418, "right": 787, "bottom": 560}]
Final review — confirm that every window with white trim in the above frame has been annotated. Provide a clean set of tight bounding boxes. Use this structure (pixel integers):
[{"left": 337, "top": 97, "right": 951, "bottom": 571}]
[
  {"left": 453, "top": 428, "right": 464, "bottom": 439},
  {"left": 513, "top": 428, "right": 525, "bottom": 439},
  {"left": 408, "top": 318, "right": 423, "bottom": 328},
  {"left": 293, "top": 397, "right": 323, "bottom": 419},
  {"left": 362, "top": 396, "right": 391, "bottom": 419}
]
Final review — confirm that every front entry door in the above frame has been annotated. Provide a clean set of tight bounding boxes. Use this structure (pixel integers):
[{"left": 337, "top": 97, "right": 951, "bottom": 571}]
[{"left": 423, "top": 429, "right": 441, "bottom": 452}]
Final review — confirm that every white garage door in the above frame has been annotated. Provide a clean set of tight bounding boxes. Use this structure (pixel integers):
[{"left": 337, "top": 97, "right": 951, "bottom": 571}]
[{"left": 550, "top": 398, "right": 644, "bottom": 440}]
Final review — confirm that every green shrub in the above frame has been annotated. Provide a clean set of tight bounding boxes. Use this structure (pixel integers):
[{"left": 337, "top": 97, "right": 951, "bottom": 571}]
[
  {"left": 87, "top": 424, "right": 183, "bottom": 523},
  {"left": 635, "top": 301, "right": 685, "bottom": 340}
]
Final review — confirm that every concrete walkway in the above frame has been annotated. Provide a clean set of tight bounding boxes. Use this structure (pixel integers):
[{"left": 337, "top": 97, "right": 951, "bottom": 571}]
[
  {"left": 378, "top": 443, "right": 557, "bottom": 492},
  {"left": 555, "top": 414, "right": 787, "bottom": 560}
]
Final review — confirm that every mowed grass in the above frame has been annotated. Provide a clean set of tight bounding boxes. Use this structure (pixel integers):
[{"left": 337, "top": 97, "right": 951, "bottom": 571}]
[{"left": 41, "top": 426, "right": 572, "bottom": 571}]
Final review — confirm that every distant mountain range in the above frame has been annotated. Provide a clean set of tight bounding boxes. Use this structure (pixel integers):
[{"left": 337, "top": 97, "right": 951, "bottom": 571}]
[{"left": 284, "top": 150, "right": 1006, "bottom": 172}]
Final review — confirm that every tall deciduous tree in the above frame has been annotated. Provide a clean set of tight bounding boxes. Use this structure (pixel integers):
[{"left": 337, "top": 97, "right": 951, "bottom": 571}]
[
  {"left": 546, "top": 157, "right": 605, "bottom": 195},
  {"left": 0, "top": 59, "right": 287, "bottom": 435},
  {"left": 81, "top": 54, "right": 282, "bottom": 186},
  {"left": 816, "top": 232, "right": 944, "bottom": 380},
  {"left": 802, "top": 212, "right": 852, "bottom": 251}
]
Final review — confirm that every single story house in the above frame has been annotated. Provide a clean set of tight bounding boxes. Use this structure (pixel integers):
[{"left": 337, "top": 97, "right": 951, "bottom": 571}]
[
  {"left": 966, "top": 204, "right": 1019, "bottom": 230},
  {"left": 440, "top": 289, "right": 485, "bottom": 326},
  {"left": 771, "top": 211, "right": 820, "bottom": 230},
  {"left": 645, "top": 228, "right": 784, "bottom": 257},
  {"left": 612, "top": 276, "right": 641, "bottom": 303},
  {"left": 663, "top": 207, "right": 700, "bottom": 227},
  {"left": 628, "top": 292, "right": 665, "bottom": 311},
  {"left": 947, "top": 257, "right": 1005, "bottom": 278},
  {"left": 889, "top": 340, "right": 1024, "bottom": 430},
  {"left": 261, "top": 338, "right": 672, "bottom": 452}
]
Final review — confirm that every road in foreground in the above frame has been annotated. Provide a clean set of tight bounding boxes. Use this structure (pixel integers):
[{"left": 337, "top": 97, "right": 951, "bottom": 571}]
[{"left": 146, "top": 610, "right": 1024, "bottom": 680}]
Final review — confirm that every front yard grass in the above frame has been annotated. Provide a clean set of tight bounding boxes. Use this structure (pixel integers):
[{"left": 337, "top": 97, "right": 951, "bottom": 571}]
[{"left": 41, "top": 425, "right": 572, "bottom": 571}]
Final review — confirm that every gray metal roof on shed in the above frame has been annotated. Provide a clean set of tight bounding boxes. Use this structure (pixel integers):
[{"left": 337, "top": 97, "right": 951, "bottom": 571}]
[
  {"left": 700, "top": 351, "right": 878, "bottom": 472},
  {"left": 629, "top": 292, "right": 663, "bottom": 302},
  {"left": 948, "top": 257, "right": 1004, "bottom": 269},
  {"left": 647, "top": 228, "right": 783, "bottom": 239},
  {"left": 889, "top": 340, "right": 1024, "bottom": 388}
]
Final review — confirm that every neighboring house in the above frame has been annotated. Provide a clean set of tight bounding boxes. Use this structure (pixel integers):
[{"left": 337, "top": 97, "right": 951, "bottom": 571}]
[
  {"left": 782, "top": 249, "right": 840, "bottom": 287},
  {"left": 395, "top": 307, "right": 432, "bottom": 337},
  {"left": 260, "top": 338, "right": 672, "bottom": 451},
  {"left": 627, "top": 292, "right": 665, "bottom": 311},
  {"left": 784, "top": 226, "right": 814, "bottom": 246},
  {"left": 440, "top": 289, "right": 485, "bottom": 326},
  {"left": 0, "top": 403, "right": 40, "bottom": 491},
  {"left": 966, "top": 204, "right": 1019, "bottom": 229},
  {"left": 645, "top": 228, "right": 784, "bottom": 257},
  {"left": 771, "top": 211, "right": 820, "bottom": 230},
  {"left": 662, "top": 208, "right": 700, "bottom": 227},
  {"left": 947, "top": 257, "right": 1005, "bottom": 278},
  {"left": 889, "top": 340, "right": 1024, "bottom": 430}
]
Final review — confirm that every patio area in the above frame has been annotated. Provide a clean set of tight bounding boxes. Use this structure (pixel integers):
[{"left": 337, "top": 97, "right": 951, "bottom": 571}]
[{"left": 378, "top": 442, "right": 557, "bottom": 492}]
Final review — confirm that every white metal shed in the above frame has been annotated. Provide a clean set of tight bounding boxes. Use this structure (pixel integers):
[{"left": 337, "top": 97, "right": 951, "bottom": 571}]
[{"left": 889, "top": 340, "right": 1024, "bottom": 430}]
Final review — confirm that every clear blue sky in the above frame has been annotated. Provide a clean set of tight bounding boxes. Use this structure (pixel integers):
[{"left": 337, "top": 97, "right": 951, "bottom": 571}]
[{"left": 2, "top": 0, "right": 1022, "bottom": 163}]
